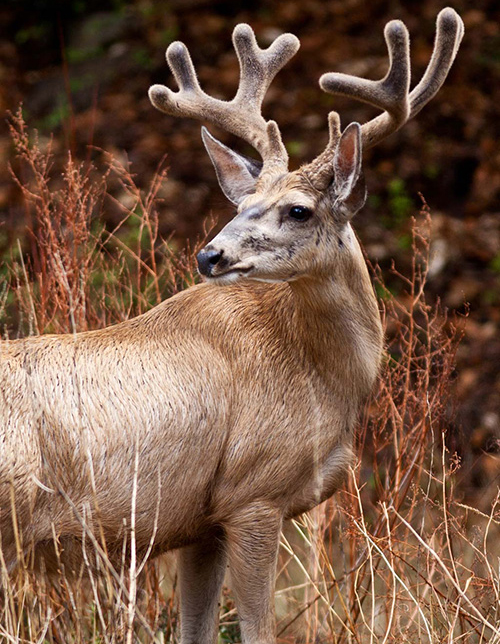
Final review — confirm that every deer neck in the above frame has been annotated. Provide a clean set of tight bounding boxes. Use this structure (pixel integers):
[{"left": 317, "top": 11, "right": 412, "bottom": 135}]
[{"left": 286, "top": 242, "right": 383, "bottom": 401}]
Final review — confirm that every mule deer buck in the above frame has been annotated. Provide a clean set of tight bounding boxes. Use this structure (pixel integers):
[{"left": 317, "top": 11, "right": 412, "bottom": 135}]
[{"left": 0, "top": 8, "right": 463, "bottom": 643}]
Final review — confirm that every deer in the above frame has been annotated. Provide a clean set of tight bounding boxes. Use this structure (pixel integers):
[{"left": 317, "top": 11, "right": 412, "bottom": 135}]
[{"left": 0, "top": 8, "right": 463, "bottom": 644}]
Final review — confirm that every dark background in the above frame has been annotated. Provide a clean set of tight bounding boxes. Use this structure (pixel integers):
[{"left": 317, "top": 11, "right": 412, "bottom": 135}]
[{"left": 0, "top": 0, "right": 499, "bottom": 491}]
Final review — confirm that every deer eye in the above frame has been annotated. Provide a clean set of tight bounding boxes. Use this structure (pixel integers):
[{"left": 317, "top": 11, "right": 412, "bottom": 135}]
[{"left": 288, "top": 205, "right": 312, "bottom": 221}]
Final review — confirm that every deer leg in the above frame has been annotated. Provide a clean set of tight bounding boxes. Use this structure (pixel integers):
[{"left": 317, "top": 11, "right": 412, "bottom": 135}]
[
  {"left": 225, "top": 504, "right": 282, "bottom": 644},
  {"left": 178, "top": 528, "right": 227, "bottom": 644}
]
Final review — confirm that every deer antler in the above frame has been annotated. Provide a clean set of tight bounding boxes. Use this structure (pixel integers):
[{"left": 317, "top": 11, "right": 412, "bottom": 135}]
[
  {"left": 149, "top": 25, "right": 300, "bottom": 173},
  {"left": 305, "top": 7, "right": 464, "bottom": 187}
]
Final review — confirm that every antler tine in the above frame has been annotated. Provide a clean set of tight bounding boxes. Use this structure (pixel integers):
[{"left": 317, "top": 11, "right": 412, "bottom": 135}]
[
  {"left": 320, "top": 19, "right": 411, "bottom": 150},
  {"left": 409, "top": 8, "right": 464, "bottom": 119},
  {"left": 233, "top": 24, "right": 300, "bottom": 109},
  {"left": 149, "top": 25, "right": 300, "bottom": 171},
  {"left": 302, "top": 111, "right": 342, "bottom": 189},
  {"left": 318, "top": 7, "right": 463, "bottom": 151}
]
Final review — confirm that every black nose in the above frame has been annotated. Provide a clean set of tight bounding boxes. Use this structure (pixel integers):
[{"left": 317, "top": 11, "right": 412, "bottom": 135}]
[{"left": 197, "top": 248, "right": 223, "bottom": 277}]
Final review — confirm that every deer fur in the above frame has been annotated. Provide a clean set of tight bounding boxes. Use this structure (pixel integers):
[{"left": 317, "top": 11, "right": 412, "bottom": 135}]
[{"left": 0, "top": 10, "right": 463, "bottom": 644}]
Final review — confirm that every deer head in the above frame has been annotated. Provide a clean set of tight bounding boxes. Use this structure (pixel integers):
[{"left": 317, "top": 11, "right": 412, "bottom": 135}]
[{"left": 149, "top": 9, "right": 464, "bottom": 284}]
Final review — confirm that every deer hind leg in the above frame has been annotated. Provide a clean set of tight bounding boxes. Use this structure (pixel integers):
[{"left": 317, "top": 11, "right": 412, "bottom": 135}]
[
  {"left": 225, "top": 503, "right": 282, "bottom": 644},
  {"left": 178, "top": 527, "right": 227, "bottom": 644}
]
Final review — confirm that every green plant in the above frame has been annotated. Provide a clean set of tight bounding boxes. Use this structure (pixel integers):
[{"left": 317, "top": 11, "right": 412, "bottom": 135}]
[{"left": 385, "top": 177, "right": 414, "bottom": 228}]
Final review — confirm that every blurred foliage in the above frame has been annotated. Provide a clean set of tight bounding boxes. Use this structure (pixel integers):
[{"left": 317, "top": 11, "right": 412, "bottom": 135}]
[{"left": 385, "top": 178, "right": 414, "bottom": 228}]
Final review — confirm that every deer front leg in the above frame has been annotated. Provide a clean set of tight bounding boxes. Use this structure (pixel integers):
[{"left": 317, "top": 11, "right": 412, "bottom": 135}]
[
  {"left": 178, "top": 529, "right": 228, "bottom": 644},
  {"left": 225, "top": 503, "right": 282, "bottom": 644}
]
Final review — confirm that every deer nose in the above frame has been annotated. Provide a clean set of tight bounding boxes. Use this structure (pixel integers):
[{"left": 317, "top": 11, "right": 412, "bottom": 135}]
[{"left": 197, "top": 248, "right": 223, "bottom": 277}]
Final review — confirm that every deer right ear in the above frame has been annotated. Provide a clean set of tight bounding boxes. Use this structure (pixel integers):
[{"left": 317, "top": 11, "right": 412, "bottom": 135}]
[
  {"left": 201, "top": 127, "right": 262, "bottom": 205},
  {"left": 332, "top": 122, "right": 366, "bottom": 220}
]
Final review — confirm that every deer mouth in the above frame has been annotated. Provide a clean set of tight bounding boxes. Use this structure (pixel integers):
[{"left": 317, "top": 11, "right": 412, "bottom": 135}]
[{"left": 208, "top": 264, "right": 254, "bottom": 282}]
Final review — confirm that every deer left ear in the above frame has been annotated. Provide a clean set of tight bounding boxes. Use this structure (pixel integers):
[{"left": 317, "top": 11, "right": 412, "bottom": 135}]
[
  {"left": 332, "top": 122, "right": 366, "bottom": 219},
  {"left": 201, "top": 127, "right": 262, "bottom": 205}
]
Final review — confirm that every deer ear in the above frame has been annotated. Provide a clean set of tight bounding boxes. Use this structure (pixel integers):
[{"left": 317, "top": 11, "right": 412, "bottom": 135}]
[
  {"left": 332, "top": 122, "right": 366, "bottom": 219},
  {"left": 201, "top": 127, "right": 262, "bottom": 205}
]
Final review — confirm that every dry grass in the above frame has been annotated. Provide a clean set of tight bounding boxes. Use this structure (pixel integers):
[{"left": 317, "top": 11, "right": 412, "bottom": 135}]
[
  {"left": 2, "top": 108, "right": 205, "bottom": 339},
  {"left": 1, "top": 113, "right": 499, "bottom": 643}
]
